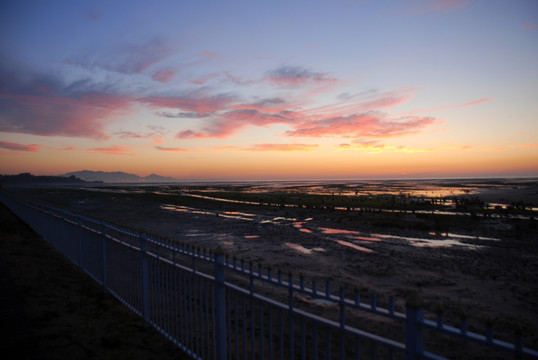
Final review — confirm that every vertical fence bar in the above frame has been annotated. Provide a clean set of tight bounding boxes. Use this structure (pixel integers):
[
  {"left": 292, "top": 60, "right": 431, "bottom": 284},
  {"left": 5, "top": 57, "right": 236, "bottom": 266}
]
[
  {"left": 288, "top": 272, "right": 294, "bottom": 360},
  {"left": 140, "top": 233, "right": 150, "bottom": 324},
  {"left": 77, "top": 215, "right": 82, "bottom": 268},
  {"left": 101, "top": 220, "right": 108, "bottom": 291},
  {"left": 339, "top": 287, "right": 345, "bottom": 360},
  {"left": 405, "top": 293, "right": 424, "bottom": 360},
  {"left": 214, "top": 246, "right": 227, "bottom": 360}
]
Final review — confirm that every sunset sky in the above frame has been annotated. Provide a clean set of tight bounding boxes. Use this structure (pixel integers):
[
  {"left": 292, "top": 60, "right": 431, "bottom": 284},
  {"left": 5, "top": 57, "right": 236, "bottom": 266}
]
[{"left": 1, "top": 0, "right": 537, "bottom": 180}]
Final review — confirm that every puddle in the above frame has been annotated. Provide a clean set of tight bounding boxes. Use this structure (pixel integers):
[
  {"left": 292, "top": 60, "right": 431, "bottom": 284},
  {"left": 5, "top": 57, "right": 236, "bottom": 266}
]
[
  {"left": 311, "top": 298, "right": 336, "bottom": 305},
  {"left": 320, "top": 227, "right": 361, "bottom": 236},
  {"left": 293, "top": 222, "right": 313, "bottom": 233},
  {"left": 354, "top": 236, "right": 381, "bottom": 242},
  {"left": 261, "top": 216, "right": 297, "bottom": 224},
  {"left": 161, "top": 204, "right": 214, "bottom": 215},
  {"left": 370, "top": 232, "right": 484, "bottom": 249},
  {"left": 336, "top": 240, "right": 373, "bottom": 253},
  {"left": 286, "top": 242, "right": 312, "bottom": 254},
  {"left": 447, "top": 233, "right": 500, "bottom": 241},
  {"left": 184, "top": 230, "right": 206, "bottom": 237},
  {"left": 408, "top": 239, "right": 478, "bottom": 249}
]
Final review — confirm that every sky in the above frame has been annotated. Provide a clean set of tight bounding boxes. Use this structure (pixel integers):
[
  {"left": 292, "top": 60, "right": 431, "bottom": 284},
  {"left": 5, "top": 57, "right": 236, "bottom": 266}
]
[{"left": 0, "top": 0, "right": 537, "bottom": 181}]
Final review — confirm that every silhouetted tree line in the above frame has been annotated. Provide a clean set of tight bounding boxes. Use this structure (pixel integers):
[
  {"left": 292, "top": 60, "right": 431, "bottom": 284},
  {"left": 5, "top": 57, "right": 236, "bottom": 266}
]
[{"left": 0, "top": 173, "right": 90, "bottom": 184}]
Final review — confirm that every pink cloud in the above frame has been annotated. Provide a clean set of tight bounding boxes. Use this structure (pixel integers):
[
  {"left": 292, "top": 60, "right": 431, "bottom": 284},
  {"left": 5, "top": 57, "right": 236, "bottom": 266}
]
[
  {"left": 304, "top": 88, "right": 418, "bottom": 119},
  {"left": 176, "top": 109, "right": 292, "bottom": 139},
  {"left": 151, "top": 137, "right": 166, "bottom": 146},
  {"left": 523, "top": 23, "right": 538, "bottom": 31},
  {"left": 174, "top": 86, "right": 437, "bottom": 141},
  {"left": 285, "top": 113, "right": 437, "bottom": 138},
  {"left": 0, "top": 141, "right": 40, "bottom": 152},
  {"left": 152, "top": 69, "right": 175, "bottom": 83},
  {"left": 88, "top": 145, "right": 134, "bottom": 156},
  {"left": 244, "top": 143, "right": 318, "bottom": 152},
  {"left": 0, "top": 92, "right": 133, "bottom": 139}
]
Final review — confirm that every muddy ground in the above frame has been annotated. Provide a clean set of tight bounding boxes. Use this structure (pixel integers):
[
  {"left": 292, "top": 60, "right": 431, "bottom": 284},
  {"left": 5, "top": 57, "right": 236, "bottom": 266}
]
[{"left": 2, "top": 184, "right": 538, "bottom": 359}]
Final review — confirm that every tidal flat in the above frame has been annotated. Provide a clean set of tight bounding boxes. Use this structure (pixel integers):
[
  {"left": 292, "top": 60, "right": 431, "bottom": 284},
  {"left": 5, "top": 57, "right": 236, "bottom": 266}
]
[{"left": 5, "top": 178, "right": 538, "bottom": 356}]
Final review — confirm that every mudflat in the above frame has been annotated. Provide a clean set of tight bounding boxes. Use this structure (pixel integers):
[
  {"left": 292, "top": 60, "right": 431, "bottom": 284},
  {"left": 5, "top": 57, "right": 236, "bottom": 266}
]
[{"left": 3, "top": 179, "right": 538, "bottom": 358}]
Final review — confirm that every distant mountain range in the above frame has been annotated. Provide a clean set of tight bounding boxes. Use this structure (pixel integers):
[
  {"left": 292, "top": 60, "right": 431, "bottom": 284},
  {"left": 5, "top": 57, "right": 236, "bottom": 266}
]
[{"left": 62, "top": 170, "right": 178, "bottom": 183}]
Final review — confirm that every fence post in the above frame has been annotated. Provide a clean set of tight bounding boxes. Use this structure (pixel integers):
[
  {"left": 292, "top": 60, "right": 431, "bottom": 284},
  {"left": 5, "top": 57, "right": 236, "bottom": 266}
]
[
  {"left": 405, "top": 292, "right": 424, "bottom": 360},
  {"left": 140, "top": 233, "right": 150, "bottom": 324},
  {"left": 214, "top": 246, "right": 227, "bottom": 360},
  {"left": 101, "top": 220, "right": 108, "bottom": 291},
  {"left": 77, "top": 215, "right": 82, "bottom": 269}
]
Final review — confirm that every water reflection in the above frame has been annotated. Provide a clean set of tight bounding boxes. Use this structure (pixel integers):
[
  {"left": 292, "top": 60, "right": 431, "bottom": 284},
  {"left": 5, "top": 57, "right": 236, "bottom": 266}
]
[
  {"left": 285, "top": 242, "right": 325, "bottom": 254},
  {"left": 160, "top": 203, "right": 501, "bottom": 251},
  {"left": 336, "top": 240, "right": 373, "bottom": 253}
]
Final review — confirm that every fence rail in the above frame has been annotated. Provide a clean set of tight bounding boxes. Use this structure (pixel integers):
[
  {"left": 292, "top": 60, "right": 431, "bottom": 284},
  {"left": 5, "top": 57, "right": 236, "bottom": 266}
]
[{"left": 1, "top": 191, "right": 537, "bottom": 359}]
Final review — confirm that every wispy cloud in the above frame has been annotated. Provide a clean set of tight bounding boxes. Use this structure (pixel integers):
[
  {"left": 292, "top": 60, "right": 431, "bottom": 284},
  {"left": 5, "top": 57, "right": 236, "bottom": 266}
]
[
  {"left": 154, "top": 146, "right": 190, "bottom": 152},
  {"left": 401, "top": 97, "right": 492, "bottom": 115},
  {"left": 0, "top": 91, "right": 132, "bottom": 139},
  {"left": 190, "top": 73, "right": 221, "bottom": 85},
  {"left": 176, "top": 109, "right": 292, "bottom": 139},
  {"left": 286, "top": 114, "right": 437, "bottom": 138},
  {"left": 69, "top": 37, "right": 172, "bottom": 75},
  {"left": 88, "top": 145, "right": 134, "bottom": 155},
  {"left": 0, "top": 141, "right": 41, "bottom": 152},
  {"left": 232, "top": 98, "right": 289, "bottom": 112},
  {"left": 266, "top": 66, "right": 335, "bottom": 86},
  {"left": 0, "top": 62, "right": 134, "bottom": 139},
  {"left": 0, "top": 58, "right": 439, "bottom": 146},
  {"left": 413, "top": 0, "right": 473, "bottom": 14},
  {"left": 152, "top": 69, "right": 175, "bottom": 83},
  {"left": 523, "top": 23, "right": 538, "bottom": 31},
  {"left": 139, "top": 93, "right": 234, "bottom": 117}
]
